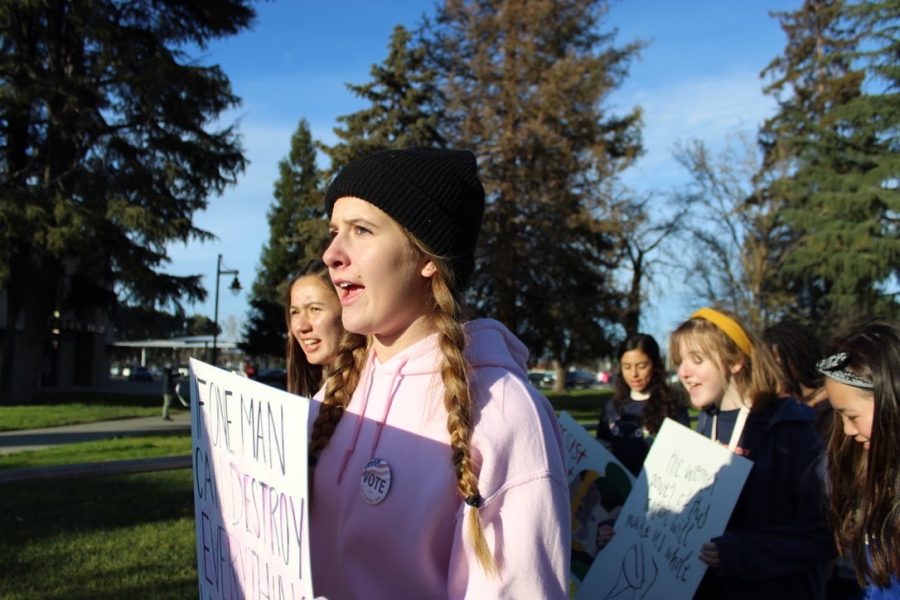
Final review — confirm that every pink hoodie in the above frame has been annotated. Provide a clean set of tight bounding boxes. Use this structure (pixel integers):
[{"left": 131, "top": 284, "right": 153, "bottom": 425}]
[{"left": 308, "top": 318, "right": 570, "bottom": 599}]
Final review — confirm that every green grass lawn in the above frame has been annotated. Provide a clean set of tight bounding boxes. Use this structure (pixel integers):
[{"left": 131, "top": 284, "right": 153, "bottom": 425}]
[
  {"left": 543, "top": 387, "right": 612, "bottom": 429},
  {"left": 0, "top": 386, "right": 166, "bottom": 432},
  {"left": 0, "top": 403, "right": 167, "bottom": 432},
  {"left": 0, "top": 432, "right": 190, "bottom": 470},
  {"left": 0, "top": 434, "right": 196, "bottom": 600}
]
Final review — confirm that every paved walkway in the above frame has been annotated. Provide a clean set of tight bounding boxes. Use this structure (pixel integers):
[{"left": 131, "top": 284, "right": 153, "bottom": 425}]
[{"left": 0, "top": 410, "right": 191, "bottom": 456}]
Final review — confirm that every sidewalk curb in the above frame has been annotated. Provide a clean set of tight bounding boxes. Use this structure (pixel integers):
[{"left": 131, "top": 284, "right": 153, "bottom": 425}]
[{"left": 0, "top": 412, "right": 191, "bottom": 456}]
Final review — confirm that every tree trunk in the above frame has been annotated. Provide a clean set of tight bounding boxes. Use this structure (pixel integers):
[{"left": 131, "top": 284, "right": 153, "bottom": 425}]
[
  {"left": 0, "top": 255, "right": 58, "bottom": 405},
  {"left": 623, "top": 254, "right": 643, "bottom": 338},
  {"left": 551, "top": 360, "right": 566, "bottom": 394}
]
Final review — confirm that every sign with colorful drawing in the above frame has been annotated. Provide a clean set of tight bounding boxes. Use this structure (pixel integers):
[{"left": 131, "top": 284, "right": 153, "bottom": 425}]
[
  {"left": 575, "top": 418, "right": 752, "bottom": 600},
  {"left": 189, "top": 358, "right": 314, "bottom": 600},
  {"left": 557, "top": 411, "right": 635, "bottom": 597}
]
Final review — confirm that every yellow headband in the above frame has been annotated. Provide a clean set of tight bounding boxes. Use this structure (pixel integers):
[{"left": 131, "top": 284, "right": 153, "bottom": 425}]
[{"left": 690, "top": 307, "right": 753, "bottom": 357}]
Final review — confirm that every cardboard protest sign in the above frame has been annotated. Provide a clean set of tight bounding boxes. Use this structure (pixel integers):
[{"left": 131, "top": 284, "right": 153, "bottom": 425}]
[
  {"left": 557, "top": 411, "right": 635, "bottom": 597},
  {"left": 575, "top": 418, "right": 751, "bottom": 600},
  {"left": 189, "top": 358, "right": 314, "bottom": 600}
]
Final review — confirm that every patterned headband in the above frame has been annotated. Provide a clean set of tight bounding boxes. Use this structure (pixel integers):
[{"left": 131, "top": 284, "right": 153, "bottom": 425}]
[{"left": 816, "top": 352, "right": 874, "bottom": 390}]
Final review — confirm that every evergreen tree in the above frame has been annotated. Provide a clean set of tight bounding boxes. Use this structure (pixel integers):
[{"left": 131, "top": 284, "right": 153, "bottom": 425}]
[
  {"left": 424, "top": 0, "right": 643, "bottom": 381},
  {"left": 322, "top": 25, "right": 445, "bottom": 176},
  {"left": 112, "top": 307, "right": 187, "bottom": 341},
  {"left": 759, "top": 0, "right": 899, "bottom": 327},
  {"left": 0, "top": 0, "right": 254, "bottom": 403},
  {"left": 241, "top": 119, "right": 327, "bottom": 361},
  {"left": 112, "top": 307, "right": 219, "bottom": 340}
]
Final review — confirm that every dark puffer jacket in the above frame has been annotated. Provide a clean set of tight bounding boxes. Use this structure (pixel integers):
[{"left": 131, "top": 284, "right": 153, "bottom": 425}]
[{"left": 693, "top": 397, "right": 836, "bottom": 600}]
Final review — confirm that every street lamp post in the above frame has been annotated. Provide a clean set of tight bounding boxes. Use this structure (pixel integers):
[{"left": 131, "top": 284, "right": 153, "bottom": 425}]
[{"left": 212, "top": 253, "right": 241, "bottom": 366}]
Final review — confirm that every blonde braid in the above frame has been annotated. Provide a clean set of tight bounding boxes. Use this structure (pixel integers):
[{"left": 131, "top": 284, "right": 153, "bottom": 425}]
[
  {"left": 308, "top": 331, "right": 368, "bottom": 465},
  {"left": 431, "top": 272, "right": 496, "bottom": 576}
]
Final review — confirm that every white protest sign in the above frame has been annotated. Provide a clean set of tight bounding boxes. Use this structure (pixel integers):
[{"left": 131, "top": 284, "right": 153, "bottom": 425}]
[
  {"left": 576, "top": 417, "right": 752, "bottom": 600},
  {"left": 557, "top": 411, "right": 635, "bottom": 597},
  {"left": 189, "top": 358, "right": 313, "bottom": 600}
]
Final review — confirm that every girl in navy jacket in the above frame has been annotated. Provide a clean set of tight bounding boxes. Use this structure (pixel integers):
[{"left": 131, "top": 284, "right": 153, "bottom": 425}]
[{"left": 670, "top": 307, "right": 834, "bottom": 599}]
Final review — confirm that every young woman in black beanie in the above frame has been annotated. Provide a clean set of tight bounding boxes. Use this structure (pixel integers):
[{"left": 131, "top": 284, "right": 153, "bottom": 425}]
[{"left": 307, "top": 147, "right": 569, "bottom": 598}]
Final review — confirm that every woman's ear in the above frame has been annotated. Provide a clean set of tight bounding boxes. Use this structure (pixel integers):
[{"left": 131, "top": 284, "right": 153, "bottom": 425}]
[
  {"left": 420, "top": 260, "right": 437, "bottom": 278},
  {"left": 729, "top": 360, "right": 745, "bottom": 375}
]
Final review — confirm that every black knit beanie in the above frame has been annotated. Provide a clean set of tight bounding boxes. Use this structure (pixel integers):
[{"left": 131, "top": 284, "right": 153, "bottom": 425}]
[{"left": 325, "top": 147, "right": 485, "bottom": 288}]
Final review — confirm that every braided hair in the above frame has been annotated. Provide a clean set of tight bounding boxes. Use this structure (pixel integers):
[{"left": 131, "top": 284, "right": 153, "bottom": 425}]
[{"left": 307, "top": 239, "right": 495, "bottom": 575}]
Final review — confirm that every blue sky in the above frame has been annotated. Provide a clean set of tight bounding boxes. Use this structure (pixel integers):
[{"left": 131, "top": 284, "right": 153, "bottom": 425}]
[{"left": 166, "top": 0, "right": 797, "bottom": 347}]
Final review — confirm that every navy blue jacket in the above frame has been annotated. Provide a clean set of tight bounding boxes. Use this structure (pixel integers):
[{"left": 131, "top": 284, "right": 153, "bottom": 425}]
[
  {"left": 693, "top": 397, "right": 836, "bottom": 600},
  {"left": 596, "top": 393, "right": 690, "bottom": 476}
]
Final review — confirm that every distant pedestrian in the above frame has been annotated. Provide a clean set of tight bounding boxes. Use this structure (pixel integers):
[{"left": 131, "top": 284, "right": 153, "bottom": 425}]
[{"left": 161, "top": 366, "right": 176, "bottom": 420}]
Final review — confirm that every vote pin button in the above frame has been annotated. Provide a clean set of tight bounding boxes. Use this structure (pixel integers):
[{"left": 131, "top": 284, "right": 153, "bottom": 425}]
[{"left": 361, "top": 458, "right": 392, "bottom": 505}]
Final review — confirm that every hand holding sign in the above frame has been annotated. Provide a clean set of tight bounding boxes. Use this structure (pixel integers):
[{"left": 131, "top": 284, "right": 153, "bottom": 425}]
[{"left": 576, "top": 418, "right": 751, "bottom": 600}]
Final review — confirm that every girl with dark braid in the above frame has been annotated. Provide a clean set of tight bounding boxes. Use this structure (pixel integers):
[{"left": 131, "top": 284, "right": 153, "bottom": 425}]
[{"left": 308, "top": 147, "right": 570, "bottom": 599}]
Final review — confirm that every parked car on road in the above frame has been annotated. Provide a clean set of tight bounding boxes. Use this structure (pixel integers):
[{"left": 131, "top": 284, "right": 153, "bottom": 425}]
[
  {"left": 128, "top": 366, "right": 154, "bottom": 382},
  {"left": 565, "top": 370, "right": 596, "bottom": 389},
  {"left": 254, "top": 368, "right": 287, "bottom": 390},
  {"left": 527, "top": 370, "right": 554, "bottom": 388}
]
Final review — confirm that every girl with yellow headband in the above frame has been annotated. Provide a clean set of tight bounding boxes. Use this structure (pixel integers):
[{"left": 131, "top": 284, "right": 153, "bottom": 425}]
[{"left": 669, "top": 307, "right": 834, "bottom": 600}]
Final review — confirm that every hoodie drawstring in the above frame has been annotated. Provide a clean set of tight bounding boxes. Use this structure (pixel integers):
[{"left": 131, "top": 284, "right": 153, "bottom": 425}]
[{"left": 335, "top": 353, "right": 408, "bottom": 484}]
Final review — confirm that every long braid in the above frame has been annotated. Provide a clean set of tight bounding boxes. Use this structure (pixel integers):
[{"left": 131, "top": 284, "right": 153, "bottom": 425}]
[
  {"left": 308, "top": 330, "right": 368, "bottom": 465},
  {"left": 430, "top": 271, "right": 496, "bottom": 576}
]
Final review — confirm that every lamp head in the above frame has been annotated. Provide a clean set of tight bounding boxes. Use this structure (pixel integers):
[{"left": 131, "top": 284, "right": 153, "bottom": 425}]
[{"left": 229, "top": 275, "right": 241, "bottom": 294}]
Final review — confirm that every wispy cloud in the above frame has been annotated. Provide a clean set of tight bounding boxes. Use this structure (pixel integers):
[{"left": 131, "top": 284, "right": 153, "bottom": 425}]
[{"left": 615, "top": 69, "right": 776, "bottom": 190}]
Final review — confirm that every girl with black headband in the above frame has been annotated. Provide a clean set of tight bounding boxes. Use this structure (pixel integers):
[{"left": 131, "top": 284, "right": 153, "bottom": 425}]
[
  {"left": 307, "top": 147, "right": 569, "bottom": 598},
  {"left": 819, "top": 318, "right": 900, "bottom": 598},
  {"left": 669, "top": 307, "right": 834, "bottom": 600}
]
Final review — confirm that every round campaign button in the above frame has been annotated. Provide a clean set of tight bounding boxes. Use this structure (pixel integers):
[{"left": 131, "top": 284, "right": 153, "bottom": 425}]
[{"left": 361, "top": 458, "right": 392, "bottom": 505}]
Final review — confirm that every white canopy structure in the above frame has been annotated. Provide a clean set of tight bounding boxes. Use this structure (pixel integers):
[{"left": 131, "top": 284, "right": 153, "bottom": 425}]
[{"left": 111, "top": 335, "right": 239, "bottom": 366}]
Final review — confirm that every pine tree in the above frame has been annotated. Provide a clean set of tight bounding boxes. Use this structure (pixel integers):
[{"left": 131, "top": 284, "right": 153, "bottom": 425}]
[
  {"left": 425, "top": 0, "right": 643, "bottom": 379},
  {"left": 0, "top": 0, "right": 254, "bottom": 403},
  {"left": 322, "top": 25, "right": 445, "bottom": 176},
  {"left": 112, "top": 307, "right": 219, "bottom": 340},
  {"left": 241, "top": 119, "right": 327, "bottom": 361},
  {"left": 759, "top": 0, "right": 900, "bottom": 326}
]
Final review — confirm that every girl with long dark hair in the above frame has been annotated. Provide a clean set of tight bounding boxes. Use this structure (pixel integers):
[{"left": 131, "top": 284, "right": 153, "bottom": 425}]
[
  {"left": 596, "top": 333, "right": 688, "bottom": 475},
  {"left": 820, "top": 319, "right": 900, "bottom": 598}
]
